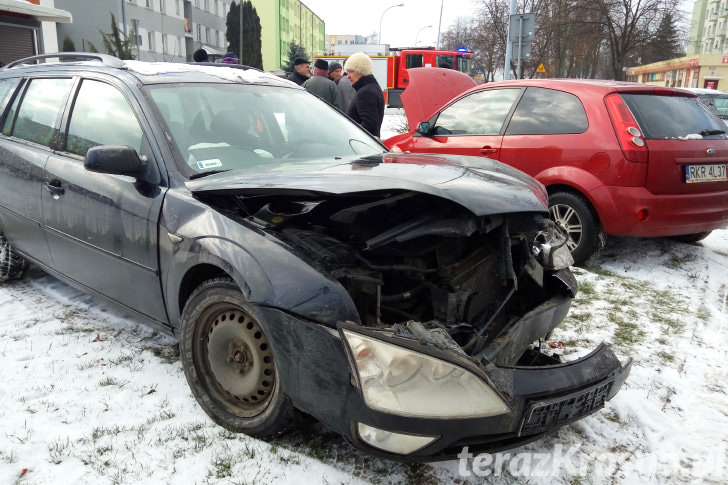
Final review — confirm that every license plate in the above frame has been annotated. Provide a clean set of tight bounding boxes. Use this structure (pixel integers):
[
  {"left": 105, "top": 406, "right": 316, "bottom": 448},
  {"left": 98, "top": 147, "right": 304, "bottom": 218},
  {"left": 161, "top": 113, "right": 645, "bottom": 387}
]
[
  {"left": 685, "top": 163, "right": 727, "bottom": 183},
  {"left": 519, "top": 380, "right": 613, "bottom": 436}
]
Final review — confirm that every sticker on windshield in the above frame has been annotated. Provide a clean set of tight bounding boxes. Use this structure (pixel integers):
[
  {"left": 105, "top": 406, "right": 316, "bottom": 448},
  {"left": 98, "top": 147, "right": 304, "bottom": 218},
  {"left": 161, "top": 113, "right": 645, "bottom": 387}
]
[{"left": 197, "top": 159, "right": 223, "bottom": 170}]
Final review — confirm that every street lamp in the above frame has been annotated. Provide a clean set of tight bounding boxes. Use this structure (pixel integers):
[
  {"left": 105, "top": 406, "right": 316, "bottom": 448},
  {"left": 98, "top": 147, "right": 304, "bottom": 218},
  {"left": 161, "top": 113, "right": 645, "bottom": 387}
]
[
  {"left": 379, "top": 3, "right": 404, "bottom": 45},
  {"left": 415, "top": 25, "right": 432, "bottom": 46}
]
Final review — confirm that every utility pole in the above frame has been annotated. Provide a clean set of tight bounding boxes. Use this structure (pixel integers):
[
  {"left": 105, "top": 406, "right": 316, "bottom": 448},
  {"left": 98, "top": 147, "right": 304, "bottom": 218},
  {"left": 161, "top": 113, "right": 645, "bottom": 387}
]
[{"left": 503, "top": 0, "right": 515, "bottom": 79}]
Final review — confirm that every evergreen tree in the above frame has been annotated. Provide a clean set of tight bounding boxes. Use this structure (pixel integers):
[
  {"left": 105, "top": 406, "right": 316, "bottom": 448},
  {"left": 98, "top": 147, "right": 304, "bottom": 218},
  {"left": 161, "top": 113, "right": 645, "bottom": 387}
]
[
  {"left": 643, "top": 12, "right": 684, "bottom": 64},
  {"left": 282, "top": 42, "right": 308, "bottom": 74},
  {"left": 62, "top": 36, "right": 76, "bottom": 52},
  {"left": 225, "top": 1, "right": 263, "bottom": 69},
  {"left": 92, "top": 13, "right": 135, "bottom": 59}
]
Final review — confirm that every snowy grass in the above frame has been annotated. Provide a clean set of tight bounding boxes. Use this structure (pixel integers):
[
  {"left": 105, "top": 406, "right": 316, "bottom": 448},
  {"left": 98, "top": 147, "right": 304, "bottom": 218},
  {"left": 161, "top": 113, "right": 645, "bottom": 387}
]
[{"left": 1, "top": 231, "right": 726, "bottom": 484}]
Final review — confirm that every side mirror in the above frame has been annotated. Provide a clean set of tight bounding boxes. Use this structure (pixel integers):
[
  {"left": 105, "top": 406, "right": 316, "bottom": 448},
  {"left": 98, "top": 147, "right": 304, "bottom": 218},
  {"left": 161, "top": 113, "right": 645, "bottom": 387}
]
[
  {"left": 417, "top": 121, "right": 431, "bottom": 136},
  {"left": 84, "top": 145, "right": 141, "bottom": 176}
]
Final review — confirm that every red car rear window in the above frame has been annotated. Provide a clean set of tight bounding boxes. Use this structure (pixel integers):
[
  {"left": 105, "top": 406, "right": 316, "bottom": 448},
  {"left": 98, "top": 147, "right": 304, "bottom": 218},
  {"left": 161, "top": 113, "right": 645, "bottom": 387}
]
[{"left": 621, "top": 93, "right": 726, "bottom": 139}]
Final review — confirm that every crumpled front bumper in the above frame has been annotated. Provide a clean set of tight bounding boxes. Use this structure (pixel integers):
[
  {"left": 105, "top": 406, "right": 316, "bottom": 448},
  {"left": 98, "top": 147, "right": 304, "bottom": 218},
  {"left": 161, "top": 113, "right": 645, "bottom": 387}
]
[{"left": 256, "top": 303, "right": 631, "bottom": 461}]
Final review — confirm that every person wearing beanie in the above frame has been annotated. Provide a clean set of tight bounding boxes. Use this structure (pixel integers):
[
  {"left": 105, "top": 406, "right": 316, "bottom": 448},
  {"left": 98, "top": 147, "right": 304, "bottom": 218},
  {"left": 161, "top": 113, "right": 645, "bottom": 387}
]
[
  {"left": 193, "top": 48, "right": 209, "bottom": 62},
  {"left": 344, "top": 52, "right": 385, "bottom": 138},
  {"left": 328, "top": 62, "right": 343, "bottom": 81},
  {"left": 303, "top": 58, "right": 343, "bottom": 109},
  {"left": 288, "top": 57, "right": 311, "bottom": 85}
]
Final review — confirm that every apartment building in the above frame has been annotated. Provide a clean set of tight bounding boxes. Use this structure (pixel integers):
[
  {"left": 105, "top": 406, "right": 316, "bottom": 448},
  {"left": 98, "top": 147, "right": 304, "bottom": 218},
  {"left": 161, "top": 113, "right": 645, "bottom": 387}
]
[
  {"left": 687, "top": 0, "right": 728, "bottom": 55},
  {"left": 51, "top": 0, "right": 322, "bottom": 69}
]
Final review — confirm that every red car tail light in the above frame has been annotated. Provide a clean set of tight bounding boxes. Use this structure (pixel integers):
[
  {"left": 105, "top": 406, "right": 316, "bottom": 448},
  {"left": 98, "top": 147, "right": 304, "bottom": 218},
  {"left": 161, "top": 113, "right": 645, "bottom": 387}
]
[{"left": 605, "top": 93, "right": 648, "bottom": 163}]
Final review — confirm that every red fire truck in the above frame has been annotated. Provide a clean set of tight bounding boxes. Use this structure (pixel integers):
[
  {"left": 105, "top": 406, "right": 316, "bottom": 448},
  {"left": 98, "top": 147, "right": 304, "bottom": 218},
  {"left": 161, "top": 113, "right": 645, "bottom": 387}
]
[{"left": 316, "top": 47, "right": 473, "bottom": 108}]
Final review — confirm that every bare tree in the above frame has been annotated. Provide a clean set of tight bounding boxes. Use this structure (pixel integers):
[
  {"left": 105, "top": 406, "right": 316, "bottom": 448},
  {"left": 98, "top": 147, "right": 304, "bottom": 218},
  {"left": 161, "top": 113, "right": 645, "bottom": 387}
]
[
  {"left": 585, "top": 0, "right": 678, "bottom": 80},
  {"left": 440, "top": 0, "right": 680, "bottom": 81}
]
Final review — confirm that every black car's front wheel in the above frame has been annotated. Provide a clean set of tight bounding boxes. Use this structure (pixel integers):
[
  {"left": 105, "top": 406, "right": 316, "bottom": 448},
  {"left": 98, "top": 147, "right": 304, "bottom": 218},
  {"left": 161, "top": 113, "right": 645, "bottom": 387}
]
[
  {"left": 548, "top": 191, "right": 603, "bottom": 266},
  {"left": 179, "top": 277, "right": 294, "bottom": 437}
]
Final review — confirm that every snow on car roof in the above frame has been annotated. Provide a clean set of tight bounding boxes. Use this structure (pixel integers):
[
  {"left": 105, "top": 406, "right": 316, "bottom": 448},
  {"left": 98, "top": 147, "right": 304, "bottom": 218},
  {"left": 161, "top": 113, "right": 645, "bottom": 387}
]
[{"left": 123, "top": 60, "right": 295, "bottom": 87}]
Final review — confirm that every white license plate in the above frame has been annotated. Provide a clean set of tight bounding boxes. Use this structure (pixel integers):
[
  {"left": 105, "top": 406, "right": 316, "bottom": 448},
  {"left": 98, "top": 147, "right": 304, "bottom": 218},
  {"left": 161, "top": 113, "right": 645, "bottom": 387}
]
[{"left": 685, "top": 163, "right": 727, "bottom": 183}]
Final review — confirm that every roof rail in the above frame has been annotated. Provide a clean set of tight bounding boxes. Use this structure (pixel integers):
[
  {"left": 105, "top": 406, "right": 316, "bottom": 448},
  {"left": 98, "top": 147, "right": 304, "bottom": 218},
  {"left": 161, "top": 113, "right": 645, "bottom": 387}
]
[{"left": 4, "top": 52, "right": 125, "bottom": 69}]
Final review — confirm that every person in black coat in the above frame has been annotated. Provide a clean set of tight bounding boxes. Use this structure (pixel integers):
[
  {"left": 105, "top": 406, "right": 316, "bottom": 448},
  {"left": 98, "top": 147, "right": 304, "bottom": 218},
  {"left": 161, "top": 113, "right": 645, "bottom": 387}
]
[
  {"left": 288, "top": 57, "right": 311, "bottom": 86},
  {"left": 344, "top": 52, "right": 385, "bottom": 138}
]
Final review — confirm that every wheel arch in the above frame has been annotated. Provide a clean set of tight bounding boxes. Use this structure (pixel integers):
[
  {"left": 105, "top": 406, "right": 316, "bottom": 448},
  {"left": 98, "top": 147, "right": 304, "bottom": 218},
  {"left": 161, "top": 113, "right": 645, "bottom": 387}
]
[
  {"left": 177, "top": 263, "right": 230, "bottom": 319},
  {"left": 535, "top": 166, "right": 606, "bottom": 222}
]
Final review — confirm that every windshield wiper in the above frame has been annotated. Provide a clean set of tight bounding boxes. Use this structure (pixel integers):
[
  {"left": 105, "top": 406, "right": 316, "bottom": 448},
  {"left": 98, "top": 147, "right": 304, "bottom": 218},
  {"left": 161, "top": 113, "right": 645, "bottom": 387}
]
[
  {"left": 700, "top": 129, "right": 726, "bottom": 136},
  {"left": 189, "top": 169, "right": 231, "bottom": 179}
]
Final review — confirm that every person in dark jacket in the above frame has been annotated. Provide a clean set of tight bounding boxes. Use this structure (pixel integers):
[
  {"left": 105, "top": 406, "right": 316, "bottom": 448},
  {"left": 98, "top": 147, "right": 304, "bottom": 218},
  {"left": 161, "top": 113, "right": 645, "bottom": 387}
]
[
  {"left": 344, "top": 52, "right": 385, "bottom": 138},
  {"left": 328, "top": 61, "right": 343, "bottom": 81},
  {"left": 221, "top": 52, "right": 239, "bottom": 64},
  {"left": 288, "top": 57, "right": 311, "bottom": 86},
  {"left": 303, "top": 59, "right": 343, "bottom": 109}
]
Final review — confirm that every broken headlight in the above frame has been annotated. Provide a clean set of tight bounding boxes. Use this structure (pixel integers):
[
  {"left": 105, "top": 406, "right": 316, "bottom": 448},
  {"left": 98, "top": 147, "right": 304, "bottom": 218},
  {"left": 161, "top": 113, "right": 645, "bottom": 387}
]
[
  {"left": 533, "top": 221, "right": 573, "bottom": 270},
  {"left": 341, "top": 329, "right": 510, "bottom": 419}
]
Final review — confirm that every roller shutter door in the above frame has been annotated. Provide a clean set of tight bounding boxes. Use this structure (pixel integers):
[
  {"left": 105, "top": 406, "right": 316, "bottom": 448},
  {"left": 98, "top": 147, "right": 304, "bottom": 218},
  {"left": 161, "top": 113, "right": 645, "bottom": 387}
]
[{"left": 0, "top": 24, "right": 36, "bottom": 65}]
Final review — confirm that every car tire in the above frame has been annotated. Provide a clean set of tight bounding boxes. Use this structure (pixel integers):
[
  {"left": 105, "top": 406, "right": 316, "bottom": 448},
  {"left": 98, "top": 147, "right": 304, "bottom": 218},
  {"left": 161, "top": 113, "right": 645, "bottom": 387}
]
[
  {"left": 671, "top": 232, "right": 712, "bottom": 244},
  {"left": 0, "top": 232, "right": 28, "bottom": 283},
  {"left": 548, "top": 191, "right": 603, "bottom": 266},
  {"left": 179, "top": 277, "right": 295, "bottom": 437}
]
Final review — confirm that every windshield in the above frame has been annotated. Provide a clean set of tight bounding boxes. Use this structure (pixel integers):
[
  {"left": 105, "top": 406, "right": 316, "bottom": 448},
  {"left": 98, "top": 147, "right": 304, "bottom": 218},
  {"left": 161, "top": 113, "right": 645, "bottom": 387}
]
[{"left": 146, "top": 83, "right": 386, "bottom": 178}]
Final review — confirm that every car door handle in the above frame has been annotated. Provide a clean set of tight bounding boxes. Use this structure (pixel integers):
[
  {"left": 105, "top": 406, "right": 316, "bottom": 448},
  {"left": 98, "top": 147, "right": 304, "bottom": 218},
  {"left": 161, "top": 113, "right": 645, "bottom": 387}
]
[
  {"left": 479, "top": 146, "right": 498, "bottom": 155},
  {"left": 45, "top": 180, "right": 65, "bottom": 197}
]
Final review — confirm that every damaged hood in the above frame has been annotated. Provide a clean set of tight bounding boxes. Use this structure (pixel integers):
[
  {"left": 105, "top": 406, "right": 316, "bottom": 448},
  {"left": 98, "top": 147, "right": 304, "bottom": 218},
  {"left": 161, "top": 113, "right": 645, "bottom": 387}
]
[
  {"left": 186, "top": 152, "right": 547, "bottom": 216},
  {"left": 401, "top": 67, "right": 476, "bottom": 131}
]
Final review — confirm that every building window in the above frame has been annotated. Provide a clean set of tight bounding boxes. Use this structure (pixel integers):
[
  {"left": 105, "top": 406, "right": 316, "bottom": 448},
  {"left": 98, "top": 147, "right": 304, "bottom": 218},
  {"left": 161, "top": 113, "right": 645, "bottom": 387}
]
[
  {"left": 160, "top": 0, "right": 165, "bottom": 13},
  {"left": 148, "top": 31, "right": 155, "bottom": 51}
]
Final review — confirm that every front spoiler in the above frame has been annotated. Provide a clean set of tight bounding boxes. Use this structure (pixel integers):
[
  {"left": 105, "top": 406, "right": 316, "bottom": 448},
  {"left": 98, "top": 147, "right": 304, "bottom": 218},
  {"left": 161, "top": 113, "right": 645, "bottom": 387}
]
[{"left": 255, "top": 305, "right": 631, "bottom": 461}]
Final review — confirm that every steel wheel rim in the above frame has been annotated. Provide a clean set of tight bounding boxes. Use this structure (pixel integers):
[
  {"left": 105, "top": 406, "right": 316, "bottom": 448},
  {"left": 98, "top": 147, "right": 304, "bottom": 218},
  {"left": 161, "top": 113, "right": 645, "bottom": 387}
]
[
  {"left": 549, "top": 203, "right": 582, "bottom": 251},
  {"left": 197, "top": 304, "right": 276, "bottom": 417}
]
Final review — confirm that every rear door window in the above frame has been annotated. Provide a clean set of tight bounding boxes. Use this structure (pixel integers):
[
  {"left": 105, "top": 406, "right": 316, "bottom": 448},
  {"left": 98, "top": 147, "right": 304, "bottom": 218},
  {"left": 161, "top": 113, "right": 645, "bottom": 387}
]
[
  {"left": 505, "top": 87, "right": 588, "bottom": 135},
  {"left": 434, "top": 88, "right": 520, "bottom": 135},
  {"left": 622, "top": 94, "right": 726, "bottom": 139}
]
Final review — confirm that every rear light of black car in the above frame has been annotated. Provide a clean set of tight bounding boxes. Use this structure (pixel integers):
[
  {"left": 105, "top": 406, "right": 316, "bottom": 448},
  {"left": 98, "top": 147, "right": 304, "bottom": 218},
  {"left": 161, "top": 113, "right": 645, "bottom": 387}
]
[{"left": 605, "top": 93, "right": 648, "bottom": 163}]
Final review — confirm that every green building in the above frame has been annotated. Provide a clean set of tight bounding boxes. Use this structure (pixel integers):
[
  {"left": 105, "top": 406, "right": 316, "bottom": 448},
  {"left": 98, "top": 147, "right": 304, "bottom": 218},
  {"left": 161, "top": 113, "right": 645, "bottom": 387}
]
[{"left": 251, "top": 0, "right": 324, "bottom": 71}]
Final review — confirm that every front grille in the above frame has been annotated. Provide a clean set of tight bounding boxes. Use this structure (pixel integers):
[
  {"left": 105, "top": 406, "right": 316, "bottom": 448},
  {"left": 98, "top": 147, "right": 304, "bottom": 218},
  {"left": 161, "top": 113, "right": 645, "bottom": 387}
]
[{"left": 519, "top": 380, "right": 614, "bottom": 436}]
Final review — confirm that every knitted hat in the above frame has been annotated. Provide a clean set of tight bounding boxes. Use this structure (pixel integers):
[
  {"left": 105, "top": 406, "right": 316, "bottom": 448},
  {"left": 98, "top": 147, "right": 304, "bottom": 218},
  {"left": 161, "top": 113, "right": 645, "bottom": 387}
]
[
  {"left": 193, "top": 48, "right": 209, "bottom": 62},
  {"left": 328, "top": 61, "right": 342, "bottom": 74},
  {"left": 294, "top": 57, "right": 310, "bottom": 66},
  {"left": 344, "top": 52, "right": 373, "bottom": 76},
  {"left": 314, "top": 58, "right": 328, "bottom": 70}
]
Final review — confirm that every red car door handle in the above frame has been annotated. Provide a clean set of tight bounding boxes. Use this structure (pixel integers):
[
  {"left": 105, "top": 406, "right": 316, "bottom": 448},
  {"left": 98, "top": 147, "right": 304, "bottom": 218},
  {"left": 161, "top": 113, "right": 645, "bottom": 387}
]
[{"left": 479, "top": 147, "right": 497, "bottom": 155}]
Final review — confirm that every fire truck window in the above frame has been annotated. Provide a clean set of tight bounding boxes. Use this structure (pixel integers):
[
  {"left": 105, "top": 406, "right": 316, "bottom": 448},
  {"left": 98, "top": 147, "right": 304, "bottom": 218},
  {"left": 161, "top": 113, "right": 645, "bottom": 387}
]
[
  {"left": 436, "top": 55, "right": 454, "bottom": 69},
  {"left": 406, "top": 55, "right": 423, "bottom": 69},
  {"left": 457, "top": 56, "right": 472, "bottom": 75},
  {"left": 434, "top": 88, "right": 521, "bottom": 135}
]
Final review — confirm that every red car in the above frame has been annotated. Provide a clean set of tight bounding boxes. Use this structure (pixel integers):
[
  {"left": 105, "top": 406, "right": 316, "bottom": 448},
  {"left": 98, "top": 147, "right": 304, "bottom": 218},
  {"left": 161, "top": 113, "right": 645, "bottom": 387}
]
[{"left": 385, "top": 70, "right": 728, "bottom": 264}]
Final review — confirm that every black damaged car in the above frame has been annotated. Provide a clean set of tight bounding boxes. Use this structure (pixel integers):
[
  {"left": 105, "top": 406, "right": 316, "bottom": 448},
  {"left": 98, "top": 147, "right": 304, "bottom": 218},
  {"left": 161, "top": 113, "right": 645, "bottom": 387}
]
[{"left": 0, "top": 54, "right": 630, "bottom": 460}]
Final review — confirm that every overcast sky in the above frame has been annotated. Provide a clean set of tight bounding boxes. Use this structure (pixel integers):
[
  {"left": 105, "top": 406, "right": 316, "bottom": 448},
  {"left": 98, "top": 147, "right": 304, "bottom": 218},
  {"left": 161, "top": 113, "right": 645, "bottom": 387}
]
[{"left": 301, "top": 0, "right": 477, "bottom": 48}]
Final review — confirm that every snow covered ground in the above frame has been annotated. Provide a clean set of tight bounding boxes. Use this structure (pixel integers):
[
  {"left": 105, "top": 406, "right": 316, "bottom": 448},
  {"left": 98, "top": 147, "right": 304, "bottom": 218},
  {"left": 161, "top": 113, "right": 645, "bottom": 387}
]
[{"left": 1, "top": 112, "right": 727, "bottom": 483}]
